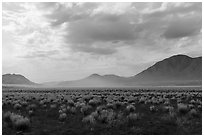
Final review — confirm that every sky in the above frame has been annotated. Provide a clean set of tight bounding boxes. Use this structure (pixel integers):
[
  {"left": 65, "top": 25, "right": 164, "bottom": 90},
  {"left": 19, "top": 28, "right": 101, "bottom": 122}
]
[{"left": 2, "top": 2, "right": 202, "bottom": 83}]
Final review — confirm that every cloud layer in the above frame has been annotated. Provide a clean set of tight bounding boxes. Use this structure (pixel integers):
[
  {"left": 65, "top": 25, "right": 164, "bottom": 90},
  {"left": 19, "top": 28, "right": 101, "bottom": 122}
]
[{"left": 2, "top": 2, "right": 202, "bottom": 82}]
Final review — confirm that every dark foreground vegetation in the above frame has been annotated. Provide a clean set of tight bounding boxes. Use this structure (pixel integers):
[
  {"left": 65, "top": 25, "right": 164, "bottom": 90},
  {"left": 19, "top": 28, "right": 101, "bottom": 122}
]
[{"left": 2, "top": 88, "right": 202, "bottom": 135}]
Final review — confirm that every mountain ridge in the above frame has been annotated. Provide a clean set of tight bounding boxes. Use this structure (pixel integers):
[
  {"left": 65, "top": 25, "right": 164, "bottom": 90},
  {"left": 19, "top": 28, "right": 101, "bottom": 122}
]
[{"left": 2, "top": 54, "right": 202, "bottom": 86}]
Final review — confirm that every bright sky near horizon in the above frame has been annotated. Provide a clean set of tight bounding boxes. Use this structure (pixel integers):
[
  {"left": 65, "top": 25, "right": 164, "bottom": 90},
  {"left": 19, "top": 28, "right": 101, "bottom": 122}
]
[{"left": 2, "top": 2, "right": 202, "bottom": 83}]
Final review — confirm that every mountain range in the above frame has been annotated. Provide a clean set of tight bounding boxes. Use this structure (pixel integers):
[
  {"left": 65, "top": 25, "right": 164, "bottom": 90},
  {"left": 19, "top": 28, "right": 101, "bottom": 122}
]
[{"left": 2, "top": 54, "right": 202, "bottom": 87}]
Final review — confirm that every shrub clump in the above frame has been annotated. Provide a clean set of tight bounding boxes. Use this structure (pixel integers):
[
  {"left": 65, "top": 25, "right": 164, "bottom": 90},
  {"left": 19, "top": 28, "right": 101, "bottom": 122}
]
[
  {"left": 59, "top": 113, "right": 67, "bottom": 121},
  {"left": 189, "top": 109, "right": 198, "bottom": 117},
  {"left": 80, "top": 105, "right": 92, "bottom": 115},
  {"left": 98, "top": 109, "right": 116, "bottom": 124},
  {"left": 150, "top": 105, "right": 157, "bottom": 112},
  {"left": 126, "top": 104, "right": 136, "bottom": 112},
  {"left": 177, "top": 103, "right": 188, "bottom": 114},
  {"left": 127, "top": 113, "right": 140, "bottom": 121},
  {"left": 3, "top": 111, "right": 30, "bottom": 131},
  {"left": 14, "top": 103, "right": 21, "bottom": 110},
  {"left": 82, "top": 115, "right": 96, "bottom": 125},
  {"left": 88, "top": 98, "right": 101, "bottom": 106}
]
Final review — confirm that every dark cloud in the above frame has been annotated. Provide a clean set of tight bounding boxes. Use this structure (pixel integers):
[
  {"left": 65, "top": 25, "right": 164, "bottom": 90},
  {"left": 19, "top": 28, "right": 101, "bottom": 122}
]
[
  {"left": 37, "top": 2, "right": 201, "bottom": 55},
  {"left": 163, "top": 16, "right": 201, "bottom": 39},
  {"left": 66, "top": 17, "right": 136, "bottom": 44},
  {"left": 133, "top": 3, "right": 202, "bottom": 40},
  {"left": 63, "top": 13, "right": 137, "bottom": 55},
  {"left": 95, "top": 13, "right": 122, "bottom": 22}
]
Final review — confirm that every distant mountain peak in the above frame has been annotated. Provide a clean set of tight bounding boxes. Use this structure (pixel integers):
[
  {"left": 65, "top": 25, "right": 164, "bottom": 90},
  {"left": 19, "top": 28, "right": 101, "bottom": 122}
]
[
  {"left": 4, "top": 73, "right": 21, "bottom": 76},
  {"left": 134, "top": 54, "right": 202, "bottom": 82},
  {"left": 104, "top": 74, "right": 117, "bottom": 76},
  {"left": 164, "top": 54, "right": 193, "bottom": 61},
  {"left": 2, "top": 73, "right": 36, "bottom": 85},
  {"left": 170, "top": 54, "right": 191, "bottom": 58},
  {"left": 3, "top": 73, "right": 26, "bottom": 78},
  {"left": 87, "top": 74, "right": 123, "bottom": 79},
  {"left": 88, "top": 73, "right": 101, "bottom": 77},
  {"left": 103, "top": 74, "right": 122, "bottom": 78}
]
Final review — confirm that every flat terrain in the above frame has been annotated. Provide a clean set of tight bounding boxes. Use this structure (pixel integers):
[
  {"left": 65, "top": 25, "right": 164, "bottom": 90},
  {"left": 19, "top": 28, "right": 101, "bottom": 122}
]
[{"left": 2, "top": 87, "right": 202, "bottom": 135}]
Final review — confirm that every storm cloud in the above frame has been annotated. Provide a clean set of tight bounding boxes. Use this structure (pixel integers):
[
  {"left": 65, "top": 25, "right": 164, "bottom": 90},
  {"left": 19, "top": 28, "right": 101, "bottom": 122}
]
[
  {"left": 163, "top": 16, "right": 201, "bottom": 39},
  {"left": 38, "top": 2, "right": 202, "bottom": 55},
  {"left": 67, "top": 17, "right": 136, "bottom": 44}
]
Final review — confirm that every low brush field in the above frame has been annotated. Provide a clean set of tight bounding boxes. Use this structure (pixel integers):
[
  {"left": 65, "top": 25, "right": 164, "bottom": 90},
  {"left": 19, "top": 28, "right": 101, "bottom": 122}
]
[{"left": 2, "top": 87, "right": 202, "bottom": 135}]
